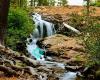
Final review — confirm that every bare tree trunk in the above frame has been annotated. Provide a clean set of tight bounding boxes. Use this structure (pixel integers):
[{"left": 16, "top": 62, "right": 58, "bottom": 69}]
[
  {"left": 0, "top": 0, "right": 10, "bottom": 45},
  {"left": 33, "top": 0, "right": 36, "bottom": 6},
  {"left": 86, "top": 0, "right": 90, "bottom": 25},
  {"left": 30, "top": 0, "right": 34, "bottom": 6}
]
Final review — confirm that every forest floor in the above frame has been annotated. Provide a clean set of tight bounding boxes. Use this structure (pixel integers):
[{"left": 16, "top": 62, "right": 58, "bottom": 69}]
[{"left": 32, "top": 6, "right": 100, "bottom": 16}]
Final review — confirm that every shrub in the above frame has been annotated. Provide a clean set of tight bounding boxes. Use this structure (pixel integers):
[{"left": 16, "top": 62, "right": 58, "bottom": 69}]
[
  {"left": 67, "top": 11, "right": 100, "bottom": 64},
  {"left": 84, "top": 24, "right": 100, "bottom": 64},
  {"left": 83, "top": 15, "right": 100, "bottom": 64},
  {"left": 7, "top": 7, "right": 34, "bottom": 51},
  {"left": 90, "top": 1, "right": 100, "bottom": 7}
]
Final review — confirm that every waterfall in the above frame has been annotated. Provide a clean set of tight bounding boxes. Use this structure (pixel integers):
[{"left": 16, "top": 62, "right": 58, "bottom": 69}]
[
  {"left": 26, "top": 13, "right": 55, "bottom": 60},
  {"left": 32, "top": 13, "right": 55, "bottom": 38},
  {"left": 26, "top": 13, "right": 78, "bottom": 80}
]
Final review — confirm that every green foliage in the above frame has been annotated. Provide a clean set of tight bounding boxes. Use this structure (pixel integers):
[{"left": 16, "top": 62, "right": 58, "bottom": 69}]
[
  {"left": 57, "top": 0, "right": 68, "bottom": 6},
  {"left": 68, "top": 13, "right": 85, "bottom": 30},
  {"left": 10, "top": 0, "right": 27, "bottom": 8},
  {"left": 82, "top": 7, "right": 100, "bottom": 64},
  {"left": 7, "top": 7, "right": 34, "bottom": 50},
  {"left": 67, "top": 9, "right": 100, "bottom": 65},
  {"left": 37, "top": 0, "right": 49, "bottom": 6},
  {"left": 84, "top": 23, "right": 100, "bottom": 64},
  {"left": 60, "top": 0, "right": 68, "bottom": 6},
  {"left": 90, "top": 1, "right": 100, "bottom": 7},
  {"left": 48, "top": 0, "right": 55, "bottom": 6},
  {"left": 29, "top": 0, "right": 67, "bottom": 6}
]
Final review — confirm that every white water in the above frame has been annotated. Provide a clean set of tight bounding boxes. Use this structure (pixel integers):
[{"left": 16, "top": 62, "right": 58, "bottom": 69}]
[
  {"left": 39, "top": 61, "right": 65, "bottom": 69},
  {"left": 32, "top": 13, "right": 55, "bottom": 38},
  {"left": 60, "top": 72, "right": 77, "bottom": 80},
  {"left": 26, "top": 13, "right": 55, "bottom": 60},
  {"left": 26, "top": 13, "right": 77, "bottom": 80}
]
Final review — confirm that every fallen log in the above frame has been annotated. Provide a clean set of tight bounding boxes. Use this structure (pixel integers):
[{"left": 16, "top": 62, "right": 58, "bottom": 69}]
[{"left": 63, "top": 22, "right": 81, "bottom": 34}]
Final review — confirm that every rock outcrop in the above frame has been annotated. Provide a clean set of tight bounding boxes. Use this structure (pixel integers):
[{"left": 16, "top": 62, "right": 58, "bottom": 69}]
[
  {"left": 0, "top": 45, "right": 66, "bottom": 80},
  {"left": 42, "top": 34, "right": 88, "bottom": 66}
]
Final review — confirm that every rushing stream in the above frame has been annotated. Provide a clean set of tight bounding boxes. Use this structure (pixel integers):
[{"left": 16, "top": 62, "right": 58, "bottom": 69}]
[
  {"left": 26, "top": 13, "right": 55, "bottom": 60},
  {"left": 26, "top": 13, "right": 77, "bottom": 80}
]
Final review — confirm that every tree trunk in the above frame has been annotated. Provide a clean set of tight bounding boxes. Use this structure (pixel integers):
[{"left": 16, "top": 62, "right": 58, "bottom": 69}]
[
  {"left": 86, "top": 0, "right": 90, "bottom": 25},
  {"left": 33, "top": 0, "right": 36, "bottom": 6},
  {"left": 0, "top": 0, "right": 10, "bottom": 45},
  {"left": 30, "top": 0, "right": 33, "bottom": 6}
]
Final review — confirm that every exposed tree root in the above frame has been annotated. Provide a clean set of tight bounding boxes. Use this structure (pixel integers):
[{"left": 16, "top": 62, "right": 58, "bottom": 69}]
[
  {"left": 0, "top": 65, "right": 19, "bottom": 76},
  {"left": 0, "top": 45, "right": 39, "bottom": 77},
  {"left": 14, "top": 56, "right": 40, "bottom": 67}
]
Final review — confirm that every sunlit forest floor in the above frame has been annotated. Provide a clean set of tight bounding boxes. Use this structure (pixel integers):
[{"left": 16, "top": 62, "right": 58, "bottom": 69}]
[{"left": 32, "top": 6, "right": 100, "bottom": 16}]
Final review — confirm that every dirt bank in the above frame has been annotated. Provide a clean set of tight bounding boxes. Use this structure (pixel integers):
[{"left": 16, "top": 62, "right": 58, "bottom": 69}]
[{"left": 33, "top": 6, "right": 100, "bottom": 16}]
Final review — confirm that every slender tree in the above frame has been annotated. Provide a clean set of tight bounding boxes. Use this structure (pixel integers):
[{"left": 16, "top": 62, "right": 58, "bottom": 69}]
[
  {"left": 10, "top": 0, "right": 27, "bottom": 8},
  {"left": 0, "top": 0, "right": 10, "bottom": 45},
  {"left": 30, "top": 0, "right": 33, "bottom": 6},
  {"left": 87, "top": 0, "right": 90, "bottom": 17},
  {"left": 86, "top": 0, "right": 90, "bottom": 25},
  {"left": 37, "top": 0, "right": 43, "bottom": 6}
]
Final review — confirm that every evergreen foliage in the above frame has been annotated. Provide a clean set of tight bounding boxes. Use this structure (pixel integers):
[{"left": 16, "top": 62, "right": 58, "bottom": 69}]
[
  {"left": 7, "top": 7, "right": 34, "bottom": 50},
  {"left": 10, "top": 0, "right": 27, "bottom": 8},
  {"left": 90, "top": 1, "right": 100, "bottom": 7}
]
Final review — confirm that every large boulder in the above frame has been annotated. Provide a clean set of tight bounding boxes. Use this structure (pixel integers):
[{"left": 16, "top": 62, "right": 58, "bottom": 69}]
[{"left": 42, "top": 34, "right": 88, "bottom": 65}]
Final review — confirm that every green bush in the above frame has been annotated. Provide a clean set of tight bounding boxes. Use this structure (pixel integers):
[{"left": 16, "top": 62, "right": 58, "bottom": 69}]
[
  {"left": 67, "top": 13, "right": 85, "bottom": 30},
  {"left": 68, "top": 11, "right": 100, "bottom": 64},
  {"left": 90, "top": 1, "right": 100, "bottom": 7},
  {"left": 96, "top": 2, "right": 100, "bottom": 7},
  {"left": 7, "top": 7, "right": 34, "bottom": 51},
  {"left": 84, "top": 19, "right": 100, "bottom": 64}
]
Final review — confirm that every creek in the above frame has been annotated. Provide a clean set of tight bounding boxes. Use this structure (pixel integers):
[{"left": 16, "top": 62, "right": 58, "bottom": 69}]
[{"left": 26, "top": 13, "right": 77, "bottom": 80}]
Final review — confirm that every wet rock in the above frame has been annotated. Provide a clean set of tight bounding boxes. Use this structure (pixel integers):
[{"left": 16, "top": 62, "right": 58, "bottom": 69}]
[
  {"left": 65, "top": 65, "right": 83, "bottom": 72},
  {"left": 67, "top": 61, "right": 85, "bottom": 66},
  {"left": 60, "top": 72, "right": 77, "bottom": 80},
  {"left": 47, "top": 74, "right": 59, "bottom": 80},
  {"left": 37, "top": 66, "right": 52, "bottom": 73},
  {"left": 39, "top": 72, "right": 48, "bottom": 80},
  {"left": 82, "top": 64, "right": 100, "bottom": 80},
  {"left": 39, "top": 61, "right": 65, "bottom": 69}
]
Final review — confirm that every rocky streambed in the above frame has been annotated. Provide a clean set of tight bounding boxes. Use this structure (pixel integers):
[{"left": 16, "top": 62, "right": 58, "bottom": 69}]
[
  {"left": 0, "top": 34, "right": 100, "bottom": 80},
  {"left": 0, "top": 11, "right": 99, "bottom": 80},
  {"left": 36, "top": 34, "right": 89, "bottom": 80},
  {"left": 0, "top": 34, "right": 87, "bottom": 80},
  {"left": 37, "top": 34, "right": 100, "bottom": 80}
]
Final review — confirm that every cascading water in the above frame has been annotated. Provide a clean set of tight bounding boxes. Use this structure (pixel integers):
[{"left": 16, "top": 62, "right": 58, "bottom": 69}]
[
  {"left": 26, "top": 13, "right": 55, "bottom": 60},
  {"left": 26, "top": 13, "right": 78, "bottom": 80},
  {"left": 32, "top": 13, "right": 55, "bottom": 38},
  {"left": 60, "top": 72, "right": 77, "bottom": 80}
]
